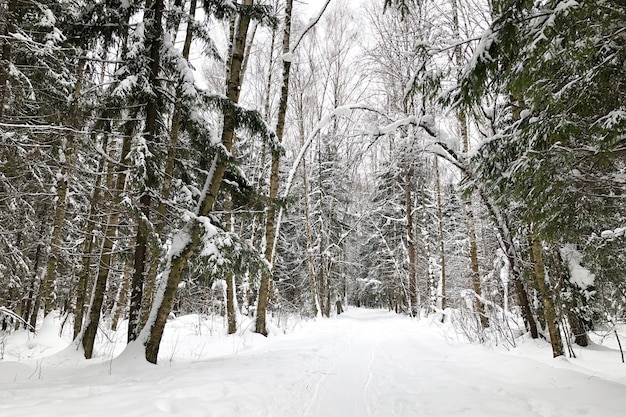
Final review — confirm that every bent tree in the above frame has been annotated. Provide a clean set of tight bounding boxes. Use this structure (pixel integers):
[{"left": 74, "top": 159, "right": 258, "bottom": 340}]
[{"left": 136, "top": 0, "right": 260, "bottom": 364}]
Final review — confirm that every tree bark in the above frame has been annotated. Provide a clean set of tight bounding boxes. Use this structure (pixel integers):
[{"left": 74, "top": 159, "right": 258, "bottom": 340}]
[
  {"left": 406, "top": 168, "right": 418, "bottom": 317},
  {"left": 111, "top": 263, "right": 131, "bottom": 331},
  {"left": 478, "top": 188, "right": 538, "bottom": 338},
  {"left": 548, "top": 246, "right": 589, "bottom": 347},
  {"left": 140, "top": 0, "right": 254, "bottom": 363},
  {"left": 27, "top": 220, "right": 47, "bottom": 330},
  {"left": 459, "top": 113, "right": 487, "bottom": 328},
  {"left": 81, "top": 119, "right": 134, "bottom": 358},
  {"left": 450, "top": 0, "right": 487, "bottom": 328},
  {"left": 300, "top": 110, "right": 319, "bottom": 317},
  {"left": 225, "top": 195, "right": 237, "bottom": 334},
  {"left": 128, "top": 0, "right": 165, "bottom": 343},
  {"left": 530, "top": 237, "right": 564, "bottom": 357},
  {"left": 226, "top": 271, "right": 237, "bottom": 334},
  {"left": 256, "top": 0, "right": 293, "bottom": 336},
  {"left": 434, "top": 158, "right": 446, "bottom": 313},
  {"left": 140, "top": 0, "right": 198, "bottom": 330},
  {"left": 73, "top": 132, "right": 107, "bottom": 339}
]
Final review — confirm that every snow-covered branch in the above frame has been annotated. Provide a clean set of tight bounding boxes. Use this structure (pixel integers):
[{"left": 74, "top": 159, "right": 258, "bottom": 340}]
[
  {"left": 282, "top": 104, "right": 377, "bottom": 200},
  {"left": 0, "top": 122, "right": 85, "bottom": 134},
  {"left": 368, "top": 113, "right": 467, "bottom": 172},
  {"left": 270, "top": 103, "right": 376, "bottom": 268},
  {"left": 0, "top": 306, "right": 34, "bottom": 332},
  {"left": 288, "top": 0, "right": 333, "bottom": 55}
]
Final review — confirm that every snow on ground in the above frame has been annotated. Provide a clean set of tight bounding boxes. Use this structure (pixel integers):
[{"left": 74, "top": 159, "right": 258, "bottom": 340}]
[{"left": 1, "top": 308, "right": 626, "bottom": 417}]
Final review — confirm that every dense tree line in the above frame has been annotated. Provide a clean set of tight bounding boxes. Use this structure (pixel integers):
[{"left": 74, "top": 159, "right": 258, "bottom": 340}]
[{"left": 1, "top": 0, "right": 624, "bottom": 362}]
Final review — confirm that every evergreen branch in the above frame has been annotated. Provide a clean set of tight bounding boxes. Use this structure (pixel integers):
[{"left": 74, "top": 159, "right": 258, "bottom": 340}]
[{"left": 199, "top": 92, "right": 279, "bottom": 151}]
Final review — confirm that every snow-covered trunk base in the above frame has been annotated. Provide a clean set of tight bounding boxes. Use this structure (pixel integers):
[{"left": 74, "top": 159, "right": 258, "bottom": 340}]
[
  {"left": 136, "top": 224, "right": 199, "bottom": 364},
  {"left": 255, "top": 270, "right": 272, "bottom": 336},
  {"left": 81, "top": 222, "right": 118, "bottom": 359},
  {"left": 530, "top": 238, "right": 564, "bottom": 358},
  {"left": 478, "top": 189, "right": 538, "bottom": 339},
  {"left": 548, "top": 246, "right": 589, "bottom": 347},
  {"left": 226, "top": 272, "right": 237, "bottom": 335}
]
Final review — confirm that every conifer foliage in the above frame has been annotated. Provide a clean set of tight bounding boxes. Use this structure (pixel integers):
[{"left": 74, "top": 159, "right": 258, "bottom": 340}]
[
  {"left": 0, "top": 0, "right": 623, "bottom": 363},
  {"left": 454, "top": 0, "right": 625, "bottom": 355}
]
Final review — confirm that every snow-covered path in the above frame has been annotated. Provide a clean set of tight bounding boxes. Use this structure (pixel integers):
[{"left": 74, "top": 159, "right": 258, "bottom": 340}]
[{"left": 1, "top": 308, "right": 626, "bottom": 417}]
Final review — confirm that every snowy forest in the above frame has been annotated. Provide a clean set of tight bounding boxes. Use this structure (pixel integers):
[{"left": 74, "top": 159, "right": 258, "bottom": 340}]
[{"left": 0, "top": 0, "right": 624, "bottom": 370}]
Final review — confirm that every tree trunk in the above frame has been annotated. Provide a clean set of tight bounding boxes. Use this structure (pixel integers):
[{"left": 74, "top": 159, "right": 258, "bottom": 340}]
[
  {"left": 140, "top": 0, "right": 198, "bottom": 331},
  {"left": 226, "top": 272, "right": 237, "bottom": 335},
  {"left": 514, "top": 273, "right": 538, "bottom": 337},
  {"left": 324, "top": 258, "right": 331, "bottom": 318},
  {"left": 483, "top": 191, "right": 537, "bottom": 338},
  {"left": 567, "top": 308, "right": 589, "bottom": 347},
  {"left": 220, "top": 0, "right": 260, "bottom": 335},
  {"left": 406, "top": 168, "right": 418, "bottom": 317},
  {"left": 74, "top": 129, "right": 108, "bottom": 339},
  {"left": 497, "top": 91, "right": 539, "bottom": 338},
  {"left": 319, "top": 241, "right": 328, "bottom": 317},
  {"left": 256, "top": 0, "right": 293, "bottom": 336},
  {"left": 144, "top": 222, "right": 200, "bottom": 363},
  {"left": 530, "top": 237, "right": 564, "bottom": 357},
  {"left": 78, "top": 10, "right": 139, "bottom": 355},
  {"left": 225, "top": 195, "right": 237, "bottom": 334},
  {"left": 246, "top": 16, "right": 277, "bottom": 251},
  {"left": 140, "top": 0, "right": 254, "bottom": 364},
  {"left": 128, "top": 0, "right": 165, "bottom": 343},
  {"left": 548, "top": 246, "right": 589, "bottom": 347},
  {"left": 526, "top": 240, "right": 546, "bottom": 333},
  {"left": 247, "top": 13, "right": 277, "bottom": 250},
  {"left": 421, "top": 183, "right": 435, "bottom": 315},
  {"left": 111, "top": 263, "right": 131, "bottom": 331},
  {"left": 450, "top": 0, "right": 487, "bottom": 328},
  {"left": 81, "top": 119, "right": 134, "bottom": 358},
  {"left": 39, "top": 56, "right": 90, "bottom": 321},
  {"left": 302, "top": 141, "right": 319, "bottom": 318},
  {"left": 434, "top": 158, "right": 446, "bottom": 313},
  {"left": 459, "top": 116, "right": 487, "bottom": 329},
  {"left": 40, "top": 134, "right": 73, "bottom": 317},
  {"left": 27, "top": 221, "right": 46, "bottom": 330}
]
